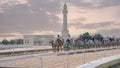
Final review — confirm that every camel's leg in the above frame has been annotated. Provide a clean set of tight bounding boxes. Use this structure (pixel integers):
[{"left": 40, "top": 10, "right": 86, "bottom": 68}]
[{"left": 57, "top": 46, "right": 59, "bottom": 52}]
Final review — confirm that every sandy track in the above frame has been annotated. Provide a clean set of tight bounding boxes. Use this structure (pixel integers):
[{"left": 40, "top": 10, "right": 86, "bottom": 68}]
[{"left": 0, "top": 49, "right": 120, "bottom": 68}]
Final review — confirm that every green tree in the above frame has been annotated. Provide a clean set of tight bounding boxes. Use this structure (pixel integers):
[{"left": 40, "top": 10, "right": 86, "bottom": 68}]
[
  {"left": 93, "top": 33, "right": 103, "bottom": 40},
  {"left": 1, "top": 39, "right": 9, "bottom": 45},
  {"left": 16, "top": 39, "right": 23, "bottom": 44},
  {"left": 79, "top": 32, "right": 92, "bottom": 40},
  {"left": 10, "top": 40, "right": 16, "bottom": 44},
  {"left": 83, "top": 32, "right": 92, "bottom": 40},
  {"left": 79, "top": 34, "right": 83, "bottom": 40}
]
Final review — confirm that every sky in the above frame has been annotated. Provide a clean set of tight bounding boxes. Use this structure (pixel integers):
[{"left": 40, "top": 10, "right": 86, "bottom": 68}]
[{"left": 0, "top": 0, "right": 120, "bottom": 41}]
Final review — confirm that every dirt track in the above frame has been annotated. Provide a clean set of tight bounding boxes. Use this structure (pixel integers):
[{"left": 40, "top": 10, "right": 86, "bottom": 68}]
[{"left": 0, "top": 48, "right": 120, "bottom": 68}]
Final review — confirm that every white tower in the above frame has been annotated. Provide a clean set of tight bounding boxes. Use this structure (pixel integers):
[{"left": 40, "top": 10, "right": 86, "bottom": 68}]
[{"left": 62, "top": 3, "right": 69, "bottom": 40}]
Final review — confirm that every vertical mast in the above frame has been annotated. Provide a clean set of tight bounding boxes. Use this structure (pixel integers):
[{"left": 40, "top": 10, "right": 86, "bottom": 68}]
[
  {"left": 62, "top": 3, "right": 69, "bottom": 40},
  {"left": 63, "top": 4, "right": 68, "bottom": 31}
]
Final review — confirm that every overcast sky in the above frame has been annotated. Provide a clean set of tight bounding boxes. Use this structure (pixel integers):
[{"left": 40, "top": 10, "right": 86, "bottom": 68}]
[{"left": 0, "top": 0, "right": 120, "bottom": 40}]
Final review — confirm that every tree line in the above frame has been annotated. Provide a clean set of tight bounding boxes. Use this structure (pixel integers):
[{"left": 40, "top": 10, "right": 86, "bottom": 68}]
[
  {"left": 79, "top": 32, "right": 103, "bottom": 40},
  {"left": 0, "top": 32, "right": 118, "bottom": 45},
  {"left": 0, "top": 39, "right": 23, "bottom": 45}
]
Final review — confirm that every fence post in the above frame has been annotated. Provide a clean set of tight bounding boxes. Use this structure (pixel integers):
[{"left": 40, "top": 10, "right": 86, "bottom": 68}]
[
  {"left": 113, "top": 46, "right": 115, "bottom": 55},
  {"left": 104, "top": 47, "right": 106, "bottom": 57},
  {"left": 95, "top": 45, "right": 97, "bottom": 60},
  {"left": 118, "top": 46, "right": 120, "bottom": 54},
  {"left": 25, "top": 47, "right": 27, "bottom": 54},
  {"left": 117, "top": 46, "right": 119, "bottom": 55},
  {"left": 36, "top": 46, "right": 39, "bottom": 53},
  {"left": 83, "top": 48, "right": 85, "bottom": 64},
  {"left": 66, "top": 53, "right": 69, "bottom": 68},
  {"left": 39, "top": 56, "right": 43, "bottom": 68},
  {"left": 12, "top": 48, "right": 15, "bottom": 56},
  {"left": 111, "top": 46, "right": 113, "bottom": 56}
]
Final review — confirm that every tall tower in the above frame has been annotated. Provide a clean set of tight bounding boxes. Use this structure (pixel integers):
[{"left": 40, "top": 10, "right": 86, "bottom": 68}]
[{"left": 62, "top": 3, "right": 69, "bottom": 40}]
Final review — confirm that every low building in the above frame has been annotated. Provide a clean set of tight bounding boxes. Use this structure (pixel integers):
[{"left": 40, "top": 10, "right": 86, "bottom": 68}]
[{"left": 23, "top": 35, "right": 55, "bottom": 46}]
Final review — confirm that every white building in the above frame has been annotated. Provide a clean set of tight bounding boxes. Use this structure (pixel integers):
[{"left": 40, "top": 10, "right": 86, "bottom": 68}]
[{"left": 24, "top": 35, "right": 54, "bottom": 46}]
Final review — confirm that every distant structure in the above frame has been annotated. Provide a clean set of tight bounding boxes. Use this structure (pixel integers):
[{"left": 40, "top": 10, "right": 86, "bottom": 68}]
[
  {"left": 61, "top": 3, "right": 69, "bottom": 40},
  {"left": 24, "top": 35, "right": 54, "bottom": 46},
  {"left": 23, "top": 4, "right": 69, "bottom": 45}
]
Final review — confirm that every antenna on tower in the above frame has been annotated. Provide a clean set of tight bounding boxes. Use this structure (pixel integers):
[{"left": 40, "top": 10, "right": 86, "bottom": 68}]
[
  {"left": 65, "top": 0, "right": 70, "bottom": 4},
  {"left": 67, "top": 0, "right": 70, "bottom": 3}
]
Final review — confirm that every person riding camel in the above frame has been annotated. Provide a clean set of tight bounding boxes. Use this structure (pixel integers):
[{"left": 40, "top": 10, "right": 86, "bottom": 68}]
[
  {"left": 67, "top": 34, "right": 72, "bottom": 44},
  {"left": 57, "top": 34, "right": 62, "bottom": 45}
]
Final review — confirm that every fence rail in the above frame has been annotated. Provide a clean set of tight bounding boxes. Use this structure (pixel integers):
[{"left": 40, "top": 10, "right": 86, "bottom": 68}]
[
  {"left": 0, "top": 45, "right": 52, "bottom": 55},
  {"left": 0, "top": 46, "right": 120, "bottom": 68},
  {"left": 77, "top": 54, "right": 120, "bottom": 68}
]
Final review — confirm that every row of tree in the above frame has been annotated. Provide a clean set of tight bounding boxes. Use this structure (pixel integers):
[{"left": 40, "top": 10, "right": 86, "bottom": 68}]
[
  {"left": 0, "top": 39, "right": 23, "bottom": 45},
  {"left": 79, "top": 32, "right": 103, "bottom": 40},
  {"left": 0, "top": 32, "right": 116, "bottom": 45}
]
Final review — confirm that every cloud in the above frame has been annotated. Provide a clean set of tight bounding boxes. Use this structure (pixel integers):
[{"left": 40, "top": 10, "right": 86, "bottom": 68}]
[
  {"left": 0, "top": 0, "right": 63, "bottom": 34},
  {"left": 69, "top": 21, "right": 114, "bottom": 29},
  {"left": 0, "top": 32, "right": 23, "bottom": 41},
  {"left": 96, "top": 28, "right": 120, "bottom": 37},
  {"left": 69, "top": 0, "right": 120, "bottom": 9},
  {"left": 0, "top": 0, "right": 28, "bottom": 13},
  {"left": 27, "top": 0, "right": 61, "bottom": 14},
  {"left": 69, "top": 17, "right": 86, "bottom": 22},
  {"left": 82, "top": 22, "right": 114, "bottom": 29},
  {"left": 114, "top": 23, "right": 120, "bottom": 25},
  {"left": 0, "top": 34, "right": 16, "bottom": 37}
]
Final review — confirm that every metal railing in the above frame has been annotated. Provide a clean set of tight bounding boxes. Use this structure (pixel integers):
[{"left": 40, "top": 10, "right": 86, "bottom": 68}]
[
  {"left": 77, "top": 54, "right": 120, "bottom": 68},
  {"left": 0, "top": 45, "right": 52, "bottom": 55},
  {"left": 0, "top": 46, "right": 120, "bottom": 68}
]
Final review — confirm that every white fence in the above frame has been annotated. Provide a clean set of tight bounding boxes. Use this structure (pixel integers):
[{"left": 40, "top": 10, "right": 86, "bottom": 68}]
[
  {"left": 0, "top": 46, "right": 120, "bottom": 68},
  {"left": 0, "top": 45, "right": 33, "bottom": 50},
  {"left": 0, "top": 45, "right": 52, "bottom": 55},
  {"left": 77, "top": 54, "right": 120, "bottom": 68}
]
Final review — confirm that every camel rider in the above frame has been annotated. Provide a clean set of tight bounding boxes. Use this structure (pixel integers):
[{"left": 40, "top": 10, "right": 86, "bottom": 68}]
[
  {"left": 81, "top": 35, "right": 85, "bottom": 48},
  {"left": 57, "top": 34, "right": 62, "bottom": 44},
  {"left": 67, "top": 34, "right": 71, "bottom": 43}
]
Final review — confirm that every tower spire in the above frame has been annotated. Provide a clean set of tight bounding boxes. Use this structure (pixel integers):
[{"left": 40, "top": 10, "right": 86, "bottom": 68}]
[{"left": 61, "top": 3, "right": 69, "bottom": 40}]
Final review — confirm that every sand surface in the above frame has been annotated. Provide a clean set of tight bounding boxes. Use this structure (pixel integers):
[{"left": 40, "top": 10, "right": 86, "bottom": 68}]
[{"left": 0, "top": 48, "right": 120, "bottom": 68}]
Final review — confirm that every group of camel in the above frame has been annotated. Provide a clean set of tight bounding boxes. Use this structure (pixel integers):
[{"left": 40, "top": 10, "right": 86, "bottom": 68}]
[{"left": 49, "top": 38, "right": 120, "bottom": 52}]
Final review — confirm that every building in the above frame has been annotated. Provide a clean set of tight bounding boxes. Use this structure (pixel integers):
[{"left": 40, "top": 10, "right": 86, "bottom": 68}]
[
  {"left": 24, "top": 35, "right": 54, "bottom": 46},
  {"left": 23, "top": 3, "right": 69, "bottom": 45}
]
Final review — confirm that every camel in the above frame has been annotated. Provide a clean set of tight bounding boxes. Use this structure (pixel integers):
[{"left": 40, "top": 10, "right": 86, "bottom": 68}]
[{"left": 50, "top": 39, "right": 64, "bottom": 52}]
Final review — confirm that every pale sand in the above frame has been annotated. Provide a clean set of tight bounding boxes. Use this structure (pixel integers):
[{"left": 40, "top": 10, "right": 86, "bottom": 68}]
[{"left": 0, "top": 49, "right": 120, "bottom": 68}]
